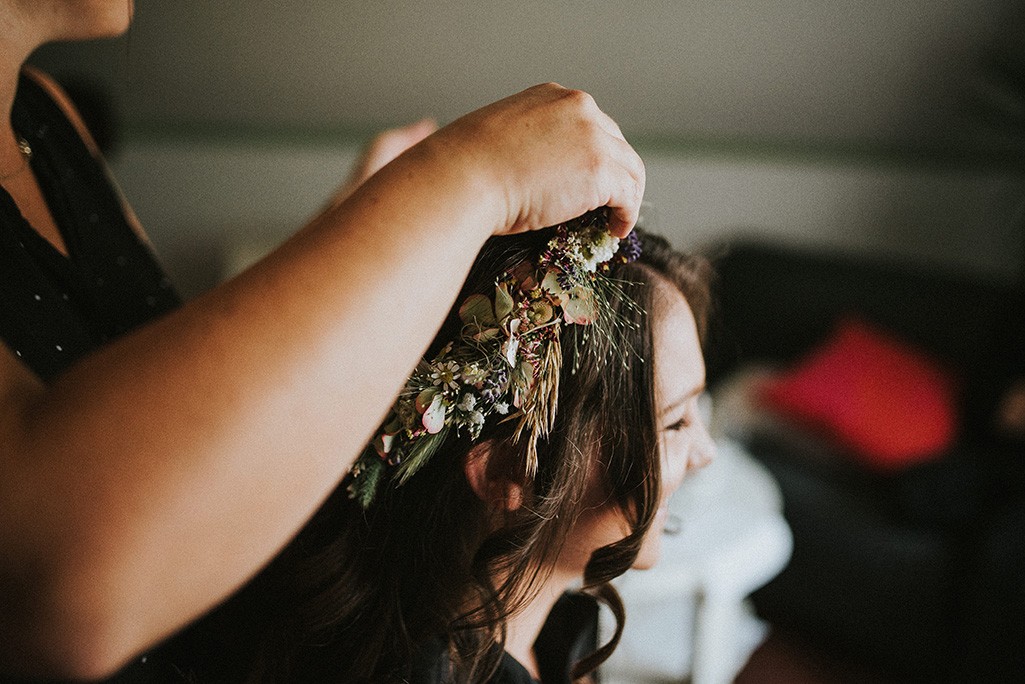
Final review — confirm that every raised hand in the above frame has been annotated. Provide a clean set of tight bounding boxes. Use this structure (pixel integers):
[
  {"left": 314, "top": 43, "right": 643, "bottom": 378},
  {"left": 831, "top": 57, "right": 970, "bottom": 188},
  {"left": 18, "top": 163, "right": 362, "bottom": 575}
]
[{"left": 413, "top": 83, "right": 645, "bottom": 239}]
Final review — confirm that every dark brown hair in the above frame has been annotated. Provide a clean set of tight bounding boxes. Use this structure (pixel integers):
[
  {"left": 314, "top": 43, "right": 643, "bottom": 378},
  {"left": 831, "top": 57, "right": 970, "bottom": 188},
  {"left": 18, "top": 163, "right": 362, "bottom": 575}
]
[{"left": 170, "top": 229, "right": 712, "bottom": 683}]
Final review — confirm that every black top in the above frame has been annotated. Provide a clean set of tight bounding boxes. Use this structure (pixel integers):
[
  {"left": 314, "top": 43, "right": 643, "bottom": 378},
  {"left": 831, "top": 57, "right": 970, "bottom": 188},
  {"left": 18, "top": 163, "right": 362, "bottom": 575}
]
[
  {"left": 1, "top": 71, "right": 179, "bottom": 382},
  {"left": 413, "top": 592, "right": 599, "bottom": 684},
  {"left": 0, "top": 72, "right": 182, "bottom": 683}
]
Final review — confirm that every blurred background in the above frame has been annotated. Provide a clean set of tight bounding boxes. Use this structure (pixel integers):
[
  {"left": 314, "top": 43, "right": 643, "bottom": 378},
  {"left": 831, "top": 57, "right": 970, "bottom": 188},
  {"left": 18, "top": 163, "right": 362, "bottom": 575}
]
[
  {"left": 28, "top": 0, "right": 1024, "bottom": 296},
  {"left": 28, "top": 1, "right": 1025, "bottom": 682}
]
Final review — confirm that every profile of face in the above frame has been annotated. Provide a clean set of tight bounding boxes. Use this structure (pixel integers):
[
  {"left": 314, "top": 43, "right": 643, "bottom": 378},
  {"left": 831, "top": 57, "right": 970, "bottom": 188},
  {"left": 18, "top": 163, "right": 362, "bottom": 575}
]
[
  {"left": 15, "top": 0, "right": 133, "bottom": 42},
  {"left": 556, "top": 280, "right": 713, "bottom": 575}
]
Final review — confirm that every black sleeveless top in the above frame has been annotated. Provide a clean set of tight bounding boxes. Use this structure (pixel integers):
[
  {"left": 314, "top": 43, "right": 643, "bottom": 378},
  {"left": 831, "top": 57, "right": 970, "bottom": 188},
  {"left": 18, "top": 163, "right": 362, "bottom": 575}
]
[
  {"left": 412, "top": 593, "right": 600, "bottom": 684},
  {"left": 1, "top": 72, "right": 179, "bottom": 382},
  {"left": 0, "top": 73, "right": 183, "bottom": 682}
]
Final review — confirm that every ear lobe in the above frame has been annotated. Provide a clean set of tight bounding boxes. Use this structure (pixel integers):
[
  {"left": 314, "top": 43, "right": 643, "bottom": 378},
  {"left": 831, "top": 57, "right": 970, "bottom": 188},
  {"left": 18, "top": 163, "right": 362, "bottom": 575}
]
[
  {"left": 464, "top": 442, "right": 525, "bottom": 512},
  {"left": 503, "top": 481, "right": 524, "bottom": 511}
]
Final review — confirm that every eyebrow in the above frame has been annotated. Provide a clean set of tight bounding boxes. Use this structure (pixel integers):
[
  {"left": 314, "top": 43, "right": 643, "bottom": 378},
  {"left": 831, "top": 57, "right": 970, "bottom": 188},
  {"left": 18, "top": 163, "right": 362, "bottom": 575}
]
[{"left": 659, "top": 382, "right": 706, "bottom": 420}]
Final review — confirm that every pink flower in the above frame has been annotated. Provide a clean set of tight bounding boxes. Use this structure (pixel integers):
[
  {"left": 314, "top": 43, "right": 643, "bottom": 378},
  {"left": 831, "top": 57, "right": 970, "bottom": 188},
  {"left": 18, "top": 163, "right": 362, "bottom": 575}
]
[{"left": 422, "top": 393, "right": 448, "bottom": 434}]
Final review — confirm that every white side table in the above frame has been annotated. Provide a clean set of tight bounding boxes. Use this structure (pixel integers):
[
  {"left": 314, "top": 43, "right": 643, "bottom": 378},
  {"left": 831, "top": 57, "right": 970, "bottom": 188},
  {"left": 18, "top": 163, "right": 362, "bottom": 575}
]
[{"left": 599, "top": 437, "right": 793, "bottom": 684}]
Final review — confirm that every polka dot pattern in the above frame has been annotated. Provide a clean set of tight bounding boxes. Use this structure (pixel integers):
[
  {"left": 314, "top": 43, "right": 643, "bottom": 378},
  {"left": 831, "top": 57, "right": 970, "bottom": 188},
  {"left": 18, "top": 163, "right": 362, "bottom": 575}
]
[{"left": 0, "top": 72, "right": 181, "bottom": 382}]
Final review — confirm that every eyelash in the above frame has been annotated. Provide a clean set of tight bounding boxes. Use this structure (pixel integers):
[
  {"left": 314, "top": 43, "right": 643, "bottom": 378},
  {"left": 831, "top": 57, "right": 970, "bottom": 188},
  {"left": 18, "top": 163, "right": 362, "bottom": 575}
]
[{"left": 664, "top": 416, "right": 690, "bottom": 432}]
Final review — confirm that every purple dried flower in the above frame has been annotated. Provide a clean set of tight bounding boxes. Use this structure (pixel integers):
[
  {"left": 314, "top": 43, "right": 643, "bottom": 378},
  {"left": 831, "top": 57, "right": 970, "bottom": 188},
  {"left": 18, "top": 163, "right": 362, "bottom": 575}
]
[
  {"left": 619, "top": 231, "right": 642, "bottom": 263},
  {"left": 480, "top": 366, "right": 509, "bottom": 405}
]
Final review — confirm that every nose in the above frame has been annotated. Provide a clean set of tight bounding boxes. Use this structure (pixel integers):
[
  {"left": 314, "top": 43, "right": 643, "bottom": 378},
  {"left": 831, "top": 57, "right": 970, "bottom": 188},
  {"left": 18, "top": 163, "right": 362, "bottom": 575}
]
[{"left": 688, "top": 417, "right": 716, "bottom": 471}]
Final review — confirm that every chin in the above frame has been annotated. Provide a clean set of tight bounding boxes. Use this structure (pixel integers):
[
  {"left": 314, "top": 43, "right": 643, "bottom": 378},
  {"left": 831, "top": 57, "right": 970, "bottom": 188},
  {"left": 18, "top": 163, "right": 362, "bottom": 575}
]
[
  {"left": 630, "top": 504, "right": 670, "bottom": 570},
  {"left": 60, "top": 1, "right": 133, "bottom": 40},
  {"left": 630, "top": 538, "right": 662, "bottom": 570}
]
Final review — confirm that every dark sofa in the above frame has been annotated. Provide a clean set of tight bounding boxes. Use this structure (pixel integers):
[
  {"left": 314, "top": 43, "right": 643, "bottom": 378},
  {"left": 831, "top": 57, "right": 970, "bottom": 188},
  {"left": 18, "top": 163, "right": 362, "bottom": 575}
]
[{"left": 707, "top": 240, "right": 1024, "bottom": 682}]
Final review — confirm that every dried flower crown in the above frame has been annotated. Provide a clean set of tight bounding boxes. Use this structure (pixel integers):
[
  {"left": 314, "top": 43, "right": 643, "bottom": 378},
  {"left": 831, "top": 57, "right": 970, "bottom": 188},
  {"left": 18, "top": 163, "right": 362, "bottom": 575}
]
[{"left": 348, "top": 208, "right": 642, "bottom": 507}]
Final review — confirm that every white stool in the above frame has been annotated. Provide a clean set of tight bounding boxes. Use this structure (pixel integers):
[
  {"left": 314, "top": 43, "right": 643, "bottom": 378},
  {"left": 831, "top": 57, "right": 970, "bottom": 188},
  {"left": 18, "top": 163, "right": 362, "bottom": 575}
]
[{"left": 599, "top": 437, "right": 793, "bottom": 684}]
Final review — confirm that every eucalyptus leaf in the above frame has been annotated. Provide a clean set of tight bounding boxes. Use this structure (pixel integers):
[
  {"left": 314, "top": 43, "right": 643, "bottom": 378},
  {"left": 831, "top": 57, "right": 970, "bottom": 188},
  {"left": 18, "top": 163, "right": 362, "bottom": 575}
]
[
  {"left": 473, "top": 328, "right": 503, "bottom": 343},
  {"left": 494, "top": 282, "right": 514, "bottom": 322},
  {"left": 459, "top": 293, "right": 497, "bottom": 327},
  {"left": 382, "top": 413, "right": 403, "bottom": 435},
  {"left": 416, "top": 388, "right": 438, "bottom": 413}
]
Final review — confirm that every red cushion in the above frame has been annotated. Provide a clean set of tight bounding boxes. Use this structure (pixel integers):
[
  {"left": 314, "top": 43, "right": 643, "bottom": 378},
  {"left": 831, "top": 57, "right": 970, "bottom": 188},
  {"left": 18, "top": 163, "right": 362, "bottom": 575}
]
[{"left": 758, "top": 318, "right": 958, "bottom": 470}]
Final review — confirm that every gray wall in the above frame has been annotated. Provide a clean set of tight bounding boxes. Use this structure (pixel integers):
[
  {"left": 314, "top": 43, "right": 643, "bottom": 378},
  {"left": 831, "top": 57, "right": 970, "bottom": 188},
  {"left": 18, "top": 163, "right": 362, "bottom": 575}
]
[
  {"left": 29, "top": 1, "right": 1025, "bottom": 295},
  {"left": 32, "top": 0, "right": 1021, "bottom": 147}
]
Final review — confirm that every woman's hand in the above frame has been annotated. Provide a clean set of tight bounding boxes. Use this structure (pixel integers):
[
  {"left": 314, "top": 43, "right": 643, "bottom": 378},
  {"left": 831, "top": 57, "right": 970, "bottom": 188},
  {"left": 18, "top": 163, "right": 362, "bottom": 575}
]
[
  {"left": 0, "top": 83, "right": 643, "bottom": 680},
  {"left": 411, "top": 83, "right": 645, "bottom": 239}
]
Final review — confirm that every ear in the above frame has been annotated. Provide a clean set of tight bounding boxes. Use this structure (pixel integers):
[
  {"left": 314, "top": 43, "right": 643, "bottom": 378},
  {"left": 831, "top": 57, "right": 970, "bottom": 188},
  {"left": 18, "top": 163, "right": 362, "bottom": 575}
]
[{"left": 464, "top": 441, "right": 525, "bottom": 512}]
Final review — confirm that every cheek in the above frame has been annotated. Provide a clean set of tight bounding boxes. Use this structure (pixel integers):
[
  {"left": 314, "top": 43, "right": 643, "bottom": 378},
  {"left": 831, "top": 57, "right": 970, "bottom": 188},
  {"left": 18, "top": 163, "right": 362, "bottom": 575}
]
[
  {"left": 557, "top": 507, "right": 631, "bottom": 575},
  {"left": 660, "top": 434, "right": 691, "bottom": 495}
]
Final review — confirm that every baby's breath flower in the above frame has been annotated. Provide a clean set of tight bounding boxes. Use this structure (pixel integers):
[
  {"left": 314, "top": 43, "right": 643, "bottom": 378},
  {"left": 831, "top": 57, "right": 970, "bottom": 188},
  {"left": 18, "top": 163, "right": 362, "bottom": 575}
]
[
  {"left": 458, "top": 393, "right": 477, "bottom": 412},
  {"left": 461, "top": 364, "right": 488, "bottom": 387},
  {"left": 582, "top": 234, "right": 620, "bottom": 272}
]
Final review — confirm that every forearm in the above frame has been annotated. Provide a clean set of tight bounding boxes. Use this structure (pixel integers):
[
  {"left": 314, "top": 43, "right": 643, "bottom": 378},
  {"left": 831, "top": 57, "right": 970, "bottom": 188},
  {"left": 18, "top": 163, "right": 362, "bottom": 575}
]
[
  {"left": 0, "top": 142, "right": 496, "bottom": 677},
  {"left": 0, "top": 81, "right": 645, "bottom": 678}
]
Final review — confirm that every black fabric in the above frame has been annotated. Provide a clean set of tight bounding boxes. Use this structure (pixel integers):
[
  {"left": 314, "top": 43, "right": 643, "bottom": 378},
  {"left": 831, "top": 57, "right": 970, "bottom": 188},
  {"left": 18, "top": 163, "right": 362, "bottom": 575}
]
[
  {"left": 0, "top": 73, "right": 181, "bottom": 683},
  {"left": 707, "top": 242, "right": 1014, "bottom": 404},
  {"left": 1, "top": 72, "right": 179, "bottom": 382},
  {"left": 413, "top": 592, "right": 599, "bottom": 684},
  {"left": 711, "top": 241, "right": 1023, "bottom": 682}
]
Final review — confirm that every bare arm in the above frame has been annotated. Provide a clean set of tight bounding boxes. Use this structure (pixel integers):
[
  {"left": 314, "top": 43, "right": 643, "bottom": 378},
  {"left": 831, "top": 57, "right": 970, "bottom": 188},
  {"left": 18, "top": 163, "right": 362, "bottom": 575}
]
[{"left": 0, "top": 83, "right": 644, "bottom": 679}]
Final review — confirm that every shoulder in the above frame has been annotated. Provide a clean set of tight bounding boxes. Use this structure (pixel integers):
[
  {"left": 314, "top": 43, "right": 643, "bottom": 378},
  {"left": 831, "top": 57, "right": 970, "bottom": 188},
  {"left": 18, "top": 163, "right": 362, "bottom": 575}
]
[
  {"left": 20, "top": 66, "right": 104, "bottom": 159},
  {"left": 20, "top": 66, "right": 155, "bottom": 245}
]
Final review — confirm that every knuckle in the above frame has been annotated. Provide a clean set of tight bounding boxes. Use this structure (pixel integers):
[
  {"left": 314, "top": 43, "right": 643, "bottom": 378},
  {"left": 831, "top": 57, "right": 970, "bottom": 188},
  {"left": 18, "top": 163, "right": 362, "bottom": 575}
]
[{"left": 562, "top": 88, "right": 595, "bottom": 109}]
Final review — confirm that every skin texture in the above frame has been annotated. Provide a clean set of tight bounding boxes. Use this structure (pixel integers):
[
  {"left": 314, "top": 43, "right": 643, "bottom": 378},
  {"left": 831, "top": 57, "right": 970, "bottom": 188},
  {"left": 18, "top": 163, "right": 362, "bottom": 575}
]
[
  {"left": 501, "top": 283, "right": 713, "bottom": 678},
  {"left": 0, "top": 2, "right": 645, "bottom": 679},
  {"left": 329, "top": 118, "right": 440, "bottom": 207}
]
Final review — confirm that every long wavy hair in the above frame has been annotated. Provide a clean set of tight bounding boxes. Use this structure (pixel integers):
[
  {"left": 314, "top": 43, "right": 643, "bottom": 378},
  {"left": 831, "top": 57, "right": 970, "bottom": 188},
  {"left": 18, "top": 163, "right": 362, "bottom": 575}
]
[{"left": 169, "top": 229, "right": 712, "bottom": 683}]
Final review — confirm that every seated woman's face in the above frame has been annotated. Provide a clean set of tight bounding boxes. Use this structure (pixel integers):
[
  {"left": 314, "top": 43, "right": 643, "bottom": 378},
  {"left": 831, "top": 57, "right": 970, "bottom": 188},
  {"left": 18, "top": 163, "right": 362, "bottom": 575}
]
[{"left": 557, "top": 281, "right": 713, "bottom": 575}]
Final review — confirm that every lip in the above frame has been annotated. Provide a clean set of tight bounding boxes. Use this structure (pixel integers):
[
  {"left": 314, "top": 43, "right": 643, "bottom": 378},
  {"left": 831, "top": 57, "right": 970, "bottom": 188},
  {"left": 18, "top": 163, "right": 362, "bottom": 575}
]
[{"left": 654, "top": 503, "right": 670, "bottom": 522}]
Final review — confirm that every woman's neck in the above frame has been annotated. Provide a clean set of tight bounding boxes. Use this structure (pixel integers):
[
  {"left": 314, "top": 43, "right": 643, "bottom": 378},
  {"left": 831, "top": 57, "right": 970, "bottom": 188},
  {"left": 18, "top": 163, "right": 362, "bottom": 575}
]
[
  {"left": 1, "top": 12, "right": 38, "bottom": 169},
  {"left": 503, "top": 567, "right": 577, "bottom": 681}
]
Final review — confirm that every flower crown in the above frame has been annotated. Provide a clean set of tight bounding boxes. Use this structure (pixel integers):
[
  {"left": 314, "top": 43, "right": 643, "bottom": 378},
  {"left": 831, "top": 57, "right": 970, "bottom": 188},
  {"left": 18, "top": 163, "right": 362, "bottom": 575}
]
[{"left": 348, "top": 208, "right": 642, "bottom": 507}]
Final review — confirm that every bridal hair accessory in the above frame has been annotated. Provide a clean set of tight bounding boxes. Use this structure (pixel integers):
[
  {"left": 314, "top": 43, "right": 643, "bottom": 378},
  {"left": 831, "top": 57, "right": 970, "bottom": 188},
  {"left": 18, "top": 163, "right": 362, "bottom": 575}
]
[{"left": 348, "top": 208, "right": 642, "bottom": 507}]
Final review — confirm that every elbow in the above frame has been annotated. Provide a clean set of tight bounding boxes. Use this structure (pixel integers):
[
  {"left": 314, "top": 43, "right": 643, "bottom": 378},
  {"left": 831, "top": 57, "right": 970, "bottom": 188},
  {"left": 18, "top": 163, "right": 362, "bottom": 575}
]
[
  {"left": 1, "top": 627, "right": 139, "bottom": 682},
  {"left": 4, "top": 615, "right": 145, "bottom": 682},
  {"left": 2, "top": 619, "right": 142, "bottom": 682},
  {"left": 44, "top": 633, "right": 141, "bottom": 683},
  {"left": 0, "top": 572, "right": 147, "bottom": 681},
  {"left": 7, "top": 640, "right": 138, "bottom": 683}
]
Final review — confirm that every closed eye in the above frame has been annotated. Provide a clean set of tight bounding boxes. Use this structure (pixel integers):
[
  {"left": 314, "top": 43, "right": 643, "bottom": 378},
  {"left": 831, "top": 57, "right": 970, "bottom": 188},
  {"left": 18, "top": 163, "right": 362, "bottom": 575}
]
[{"left": 663, "top": 416, "right": 690, "bottom": 432}]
